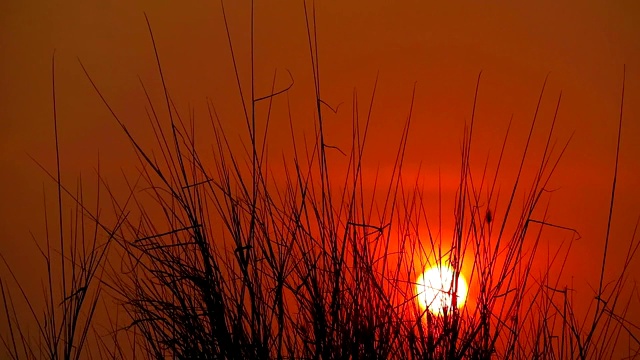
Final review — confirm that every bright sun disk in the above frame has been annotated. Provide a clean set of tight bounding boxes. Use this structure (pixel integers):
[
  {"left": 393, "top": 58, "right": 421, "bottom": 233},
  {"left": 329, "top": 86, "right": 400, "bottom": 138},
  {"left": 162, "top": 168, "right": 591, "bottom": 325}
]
[{"left": 415, "top": 265, "right": 468, "bottom": 315}]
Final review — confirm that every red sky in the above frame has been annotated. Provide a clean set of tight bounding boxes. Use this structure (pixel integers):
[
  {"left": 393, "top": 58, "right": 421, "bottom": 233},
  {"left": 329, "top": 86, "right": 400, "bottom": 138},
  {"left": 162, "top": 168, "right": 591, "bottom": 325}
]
[{"left": 2, "top": 0, "right": 640, "bottom": 353}]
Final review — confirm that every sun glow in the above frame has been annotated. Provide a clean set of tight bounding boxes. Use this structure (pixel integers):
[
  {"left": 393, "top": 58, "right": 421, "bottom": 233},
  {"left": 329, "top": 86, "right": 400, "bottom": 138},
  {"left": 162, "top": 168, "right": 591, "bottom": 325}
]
[{"left": 415, "top": 265, "right": 468, "bottom": 315}]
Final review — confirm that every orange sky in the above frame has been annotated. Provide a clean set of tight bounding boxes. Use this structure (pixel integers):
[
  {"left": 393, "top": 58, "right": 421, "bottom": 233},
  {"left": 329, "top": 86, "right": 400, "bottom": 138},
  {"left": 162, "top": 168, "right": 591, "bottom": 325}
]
[{"left": 2, "top": 0, "right": 640, "bottom": 353}]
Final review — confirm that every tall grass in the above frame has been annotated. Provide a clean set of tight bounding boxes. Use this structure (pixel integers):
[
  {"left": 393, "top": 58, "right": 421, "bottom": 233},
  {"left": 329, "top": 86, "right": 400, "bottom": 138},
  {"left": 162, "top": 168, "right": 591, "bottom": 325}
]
[
  {"left": 2, "top": 3, "right": 639, "bottom": 359},
  {"left": 0, "top": 54, "right": 122, "bottom": 360}
]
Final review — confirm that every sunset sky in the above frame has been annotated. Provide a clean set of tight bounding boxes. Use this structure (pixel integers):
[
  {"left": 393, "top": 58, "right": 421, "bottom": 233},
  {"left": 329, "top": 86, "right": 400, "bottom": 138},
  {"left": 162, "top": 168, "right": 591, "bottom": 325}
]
[{"left": 2, "top": 0, "right": 640, "bottom": 348}]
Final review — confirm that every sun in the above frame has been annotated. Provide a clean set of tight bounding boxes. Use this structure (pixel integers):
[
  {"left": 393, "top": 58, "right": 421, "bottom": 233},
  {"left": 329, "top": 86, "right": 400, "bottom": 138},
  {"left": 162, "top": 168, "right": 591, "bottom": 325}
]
[{"left": 415, "top": 265, "right": 468, "bottom": 315}]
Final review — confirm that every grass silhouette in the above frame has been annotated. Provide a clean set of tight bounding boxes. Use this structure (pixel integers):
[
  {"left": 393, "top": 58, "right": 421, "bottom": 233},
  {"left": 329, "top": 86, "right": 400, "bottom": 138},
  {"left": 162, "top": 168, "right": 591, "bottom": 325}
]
[{"left": 1, "top": 4, "right": 639, "bottom": 359}]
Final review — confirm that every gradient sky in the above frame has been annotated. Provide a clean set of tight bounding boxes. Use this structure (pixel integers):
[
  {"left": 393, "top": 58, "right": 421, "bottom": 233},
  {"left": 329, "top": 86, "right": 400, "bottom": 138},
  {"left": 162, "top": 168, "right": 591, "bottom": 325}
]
[{"left": 2, "top": 0, "right": 640, "bottom": 347}]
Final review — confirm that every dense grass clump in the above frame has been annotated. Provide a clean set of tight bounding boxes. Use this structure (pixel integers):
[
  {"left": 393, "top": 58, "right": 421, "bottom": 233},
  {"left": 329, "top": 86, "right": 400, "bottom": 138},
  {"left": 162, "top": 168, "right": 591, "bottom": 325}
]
[{"left": 2, "top": 7, "right": 639, "bottom": 360}]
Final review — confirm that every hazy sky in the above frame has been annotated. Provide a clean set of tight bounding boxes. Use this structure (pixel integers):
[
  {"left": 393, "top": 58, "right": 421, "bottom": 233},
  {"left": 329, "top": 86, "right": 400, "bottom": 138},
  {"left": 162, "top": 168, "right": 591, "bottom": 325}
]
[{"left": 2, "top": 0, "right": 640, "bottom": 343}]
